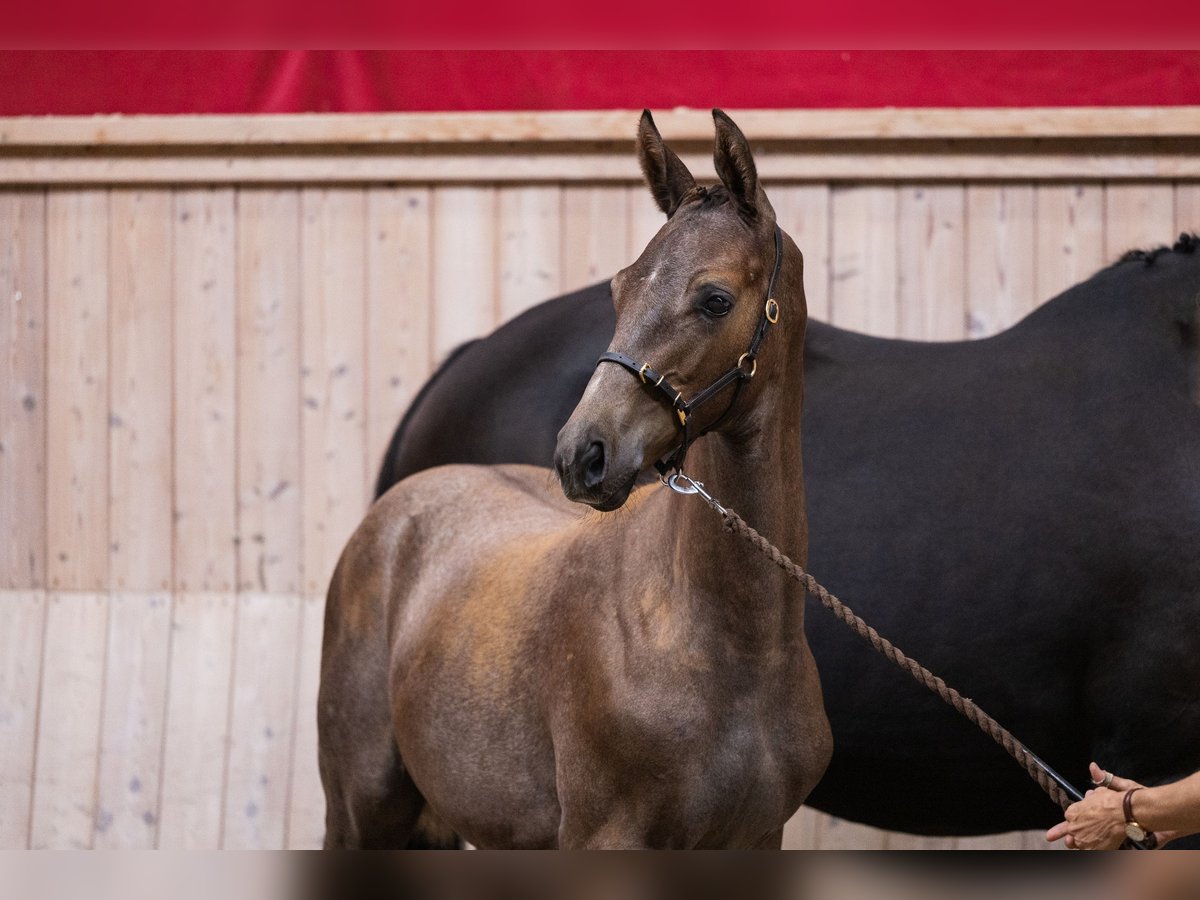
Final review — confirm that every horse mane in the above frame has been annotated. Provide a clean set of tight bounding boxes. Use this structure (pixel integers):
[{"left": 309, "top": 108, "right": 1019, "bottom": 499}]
[
  {"left": 686, "top": 184, "right": 733, "bottom": 210},
  {"left": 1116, "top": 232, "right": 1200, "bottom": 267}
]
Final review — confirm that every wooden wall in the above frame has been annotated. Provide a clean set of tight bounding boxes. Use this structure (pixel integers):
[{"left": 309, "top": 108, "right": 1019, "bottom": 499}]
[{"left": 1, "top": 110, "right": 1198, "bottom": 849}]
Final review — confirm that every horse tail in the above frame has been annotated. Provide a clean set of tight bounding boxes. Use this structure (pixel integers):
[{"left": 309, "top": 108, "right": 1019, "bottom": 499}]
[{"left": 373, "top": 339, "right": 479, "bottom": 501}]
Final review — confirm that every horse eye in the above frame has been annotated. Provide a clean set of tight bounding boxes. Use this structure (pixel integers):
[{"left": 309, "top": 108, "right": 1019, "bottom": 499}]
[{"left": 702, "top": 294, "right": 732, "bottom": 317}]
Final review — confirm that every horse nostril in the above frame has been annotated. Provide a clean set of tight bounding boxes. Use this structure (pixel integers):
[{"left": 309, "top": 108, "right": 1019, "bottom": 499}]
[{"left": 581, "top": 441, "right": 607, "bottom": 490}]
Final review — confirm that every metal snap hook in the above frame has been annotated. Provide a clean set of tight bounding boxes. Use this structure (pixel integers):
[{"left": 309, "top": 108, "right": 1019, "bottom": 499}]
[{"left": 663, "top": 471, "right": 726, "bottom": 514}]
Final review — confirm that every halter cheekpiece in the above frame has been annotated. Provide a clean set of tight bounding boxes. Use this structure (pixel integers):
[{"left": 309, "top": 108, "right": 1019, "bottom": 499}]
[{"left": 595, "top": 224, "right": 785, "bottom": 477}]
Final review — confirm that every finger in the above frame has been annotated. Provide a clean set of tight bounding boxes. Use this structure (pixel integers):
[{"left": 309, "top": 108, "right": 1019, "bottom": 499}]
[
  {"left": 1046, "top": 821, "right": 1069, "bottom": 842},
  {"left": 1105, "top": 773, "right": 1142, "bottom": 792},
  {"left": 1091, "top": 762, "right": 1142, "bottom": 792},
  {"left": 1065, "top": 835, "right": 1077, "bottom": 850}
]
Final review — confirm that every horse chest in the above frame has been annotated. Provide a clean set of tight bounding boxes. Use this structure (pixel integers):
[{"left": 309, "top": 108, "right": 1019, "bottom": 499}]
[{"left": 557, "top": 654, "right": 820, "bottom": 848}]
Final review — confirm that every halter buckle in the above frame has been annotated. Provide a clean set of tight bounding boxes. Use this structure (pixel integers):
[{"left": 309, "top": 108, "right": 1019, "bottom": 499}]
[
  {"left": 765, "top": 298, "right": 779, "bottom": 324},
  {"left": 737, "top": 353, "right": 757, "bottom": 379},
  {"left": 638, "top": 363, "right": 650, "bottom": 384}
]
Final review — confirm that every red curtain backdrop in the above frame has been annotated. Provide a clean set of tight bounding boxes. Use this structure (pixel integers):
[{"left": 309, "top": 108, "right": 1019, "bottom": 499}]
[{"left": 1, "top": 50, "right": 1199, "bottom": 115}]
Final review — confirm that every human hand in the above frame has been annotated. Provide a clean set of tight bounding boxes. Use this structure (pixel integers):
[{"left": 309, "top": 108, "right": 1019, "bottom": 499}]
[{"left": 1045, "top": 762, "right": 1143, "bottom": 850}]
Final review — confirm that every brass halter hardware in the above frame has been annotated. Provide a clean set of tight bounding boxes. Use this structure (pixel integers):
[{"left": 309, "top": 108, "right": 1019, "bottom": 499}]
[{"left": 594, "top": 224, "right": 785, "bottom": 476}]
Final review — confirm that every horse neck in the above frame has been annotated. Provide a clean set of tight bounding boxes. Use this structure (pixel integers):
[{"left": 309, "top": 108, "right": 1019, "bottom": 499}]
[{"left": 664, "top": 323, "right": 808, "bottom": 647}]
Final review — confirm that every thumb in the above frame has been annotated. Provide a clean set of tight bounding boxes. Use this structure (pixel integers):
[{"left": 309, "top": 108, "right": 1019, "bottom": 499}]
[{"left": 1091, "top": 762, "right": 1143, "bottom": 792}]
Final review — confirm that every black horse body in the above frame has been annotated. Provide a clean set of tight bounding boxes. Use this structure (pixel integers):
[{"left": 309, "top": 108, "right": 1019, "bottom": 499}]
[{"left": 376, "top": 240, "right": 1200, "bottom": 837}]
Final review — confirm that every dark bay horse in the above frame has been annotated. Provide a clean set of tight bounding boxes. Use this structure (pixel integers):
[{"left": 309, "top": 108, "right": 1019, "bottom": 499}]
[
  {"left": 376, "top": 224, "right": 1200, "bottom": 837},
  {"left": 319, "top": 110, "right": 832, "bottom": 848}
]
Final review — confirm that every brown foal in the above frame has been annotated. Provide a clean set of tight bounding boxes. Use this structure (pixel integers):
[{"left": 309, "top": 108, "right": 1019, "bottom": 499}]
[{"left": 317, "top": 109, "right": 832, "bottom": 849}]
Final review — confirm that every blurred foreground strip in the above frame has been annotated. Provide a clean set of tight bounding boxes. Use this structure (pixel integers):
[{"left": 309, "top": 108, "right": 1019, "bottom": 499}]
[{"left": 3, "top": 849, "right": 1197, "bottom": 900}]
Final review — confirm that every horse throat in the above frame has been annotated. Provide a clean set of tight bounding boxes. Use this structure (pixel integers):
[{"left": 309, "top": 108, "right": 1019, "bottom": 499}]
[{"left": 665, "top": 361, "right": 808, "bottom": 644}]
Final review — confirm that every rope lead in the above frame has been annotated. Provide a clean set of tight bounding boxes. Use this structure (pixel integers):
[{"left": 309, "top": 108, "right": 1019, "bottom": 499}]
[{"left": 711, "top": 502, "right": 1075, "bottom": 811}]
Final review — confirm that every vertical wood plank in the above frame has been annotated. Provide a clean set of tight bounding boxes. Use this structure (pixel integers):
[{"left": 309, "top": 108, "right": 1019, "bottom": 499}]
[
  {"left": 1175, "top": 183, "right": 1200, "bottom": 234},
  {"left": 830, "top": 186, "right": 898, "bottom": 336},
  {"left": 29, "top": 592, "right": 108, "bottom": 848},
  {"left": 772, "top": 185, "right": 831, "bottom": 322},
  {"left": 431, "top": 186, "right": 496, "bottom": 363},
  {"left": 965, "top": 186, "right": 1037, "bottom": 338},
  {"left": 157, "top": 592, "right": 236, "bottom": 849},
  {"left": 1033, "top": 185, "right": 1105, "bottom": 301},
  {"left": 300, "top": 188, "right": 367, "bottom": 595},
  {"left": 1104, "top": 183, "right": 1176, "bottom": 263},
  {"left": 222, "top": 593, "right": 302, "bottom": 849},
  {"left": 0, "top": 590, "right": 46, "bottom": 848},
  {"left": 497, "top": 186, "right": 562, "bottom": 322},
  {"left": 93, "top": 592, "right": 171, "bottom": 848},
  {"left": 365, "top": 187, "right": 432, "bottom": 494},
  {"left": 285, "top": 594, "right": 326, "bottom": 849},
  {"left": 173, "top": 189, "right": 237, "bottom": 592},
  {"left": 626, "top": 186, "right": 664, "bottom": 261},
  {"left": 46, "top": 191, "right": 109, "bottom": 591},
  {"left": 561, "top": 186, "right": 629, "bottom": 292},
  {"left": 236, "top": 189, "right": 302, "bottom": 595},
  {"left": 898, "top": 185, "right": 966, "bottom": 341},
  {"left": 0, "top": 193, "right": 46, "bottom": 589},
  {"left": 108, "top": 190, "right": 173, "bottom": 591}
]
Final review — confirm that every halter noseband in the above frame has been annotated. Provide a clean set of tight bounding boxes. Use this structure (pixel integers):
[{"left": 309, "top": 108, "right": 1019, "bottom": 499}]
[{"left": 595, "top": 224, "right": 785, "bottom": 477}]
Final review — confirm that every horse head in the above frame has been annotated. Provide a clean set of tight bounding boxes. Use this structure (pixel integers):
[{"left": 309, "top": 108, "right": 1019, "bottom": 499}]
[{"left": 555, "top": 109, "right": 806, "bottom": 511}]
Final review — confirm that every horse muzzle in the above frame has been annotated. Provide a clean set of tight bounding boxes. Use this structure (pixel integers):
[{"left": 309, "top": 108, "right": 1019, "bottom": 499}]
[{"left": 553, "top": 428, "right": 639, "bottom": 511}]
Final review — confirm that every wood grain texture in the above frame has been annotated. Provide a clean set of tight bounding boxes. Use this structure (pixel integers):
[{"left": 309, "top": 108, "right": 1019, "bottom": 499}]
[
  {"left": 45, "top": 190, "right": 109, "bottom": 590},
  {"left": 300, "top": 188, "right": 367, "bottom": 595},
  {"left": 0, "top": 192, "right": 46, "bottom": 588},
  {"left": 172, "top": 189, "right": 237, "bottom": 592},
  {"left": 28, "top": 592, "right": 108, "bottom": 848},
  {"left": 626, "top": 186, "right": 663, "bottom": 262},
  {"left": 9, "top": 149, "right": 1200, "bottom": 185},
  {"left": 156, "top": 592, "right": 236, "bottom": 849},
  {"left": 898, "top": 185, "right": 967, "bottom": 341},
  {"left": 0, "top": 590, "right": 46, "bottom": 848},
  {"left": 772, "top": 185, "right": 831, "bottom": 322},
  {"left": 93, "top": 591, "right": 171, "bottom": 848},
  {"left": 431, "top": 186, "right": 497, "bottom": 363},
  {"left": 236, "top": 190, "right": 302, "bottom": 594},
  {"left": 6, "top": 108, "right": 1200, "bottom": 146},
  {"left": 830, "top": 185, "right": 898, "bottom": 336},
  {"left": 965, "top": 186, "right": 1037, "bottom": 338},
  {"left": 365, "top": 187, "right": 432, "bottom": 493},
  {"left": 108, "top": 190, "right": 173, "bottom": 591},
  {"left": 1176, "top": 183, "right": 1200, "bottom": 234},
  {"left": 222, "top": 592, "right": 302, "bottom": 849},
  {"left": 1033, "top": 185, "right": 1105, "bottom": 302},
  {"left": 1104, "top": 183, "right": 1177, "bottom": 262},
  {"left": 285, "top": 594, "right": 326, "bottom": 849},
  {"left": 561, "top": 186, "right": 628, "bottom": 292},
  {"left": 498, "top": 186, "right": 562, "bottom": 322}
]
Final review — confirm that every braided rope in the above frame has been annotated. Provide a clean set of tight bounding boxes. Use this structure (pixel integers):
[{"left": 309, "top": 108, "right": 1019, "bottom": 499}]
[{"left": 712, "top": 502, "right": 1073, "bottom": 811}]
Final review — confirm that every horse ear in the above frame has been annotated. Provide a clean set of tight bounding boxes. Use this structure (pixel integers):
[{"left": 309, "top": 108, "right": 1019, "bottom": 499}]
[
  {"left": 637, "top": 109, "right": 696, "bottom": 217},
  {"left": 712, "top": 109, "right": 760, "bottom": 218}
]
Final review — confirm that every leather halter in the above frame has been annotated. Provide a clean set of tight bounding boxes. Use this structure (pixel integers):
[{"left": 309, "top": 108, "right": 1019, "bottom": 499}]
[{"left": 596, "top": 224, "right": 785, "bottom": 476}]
